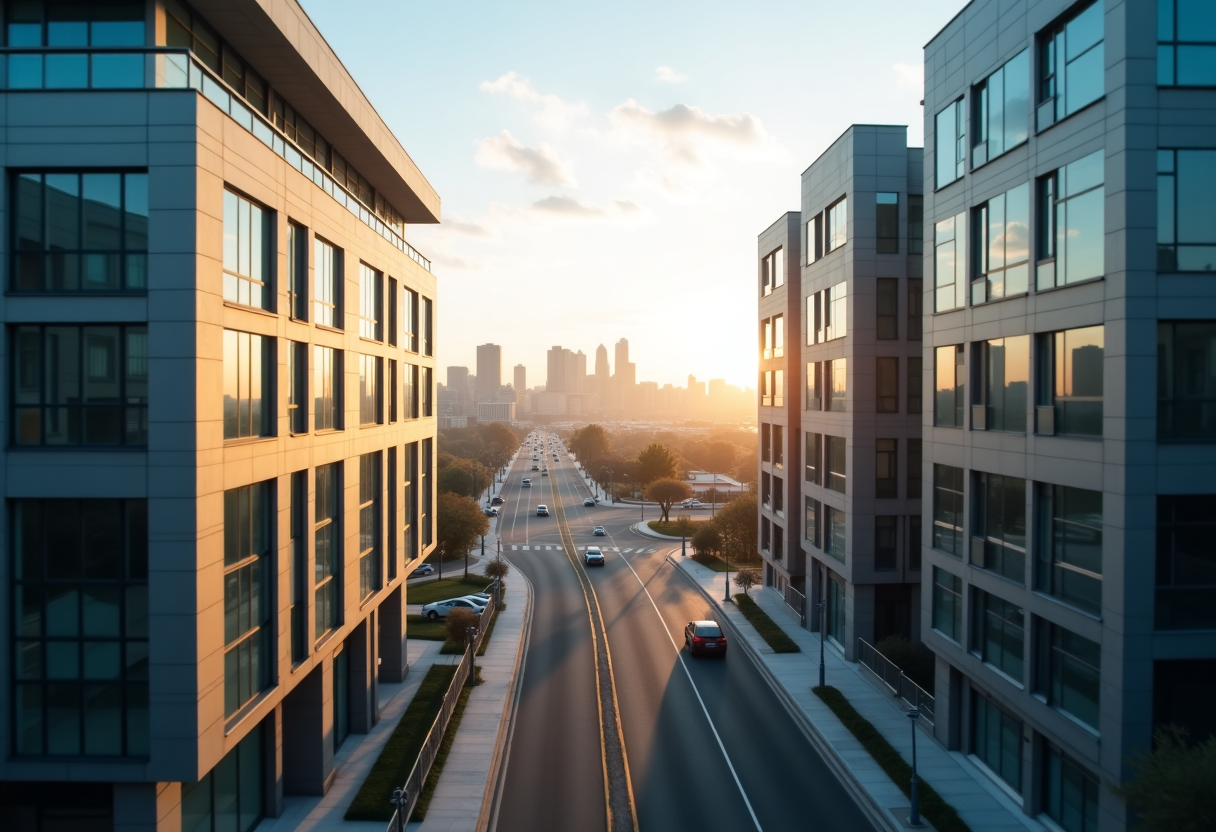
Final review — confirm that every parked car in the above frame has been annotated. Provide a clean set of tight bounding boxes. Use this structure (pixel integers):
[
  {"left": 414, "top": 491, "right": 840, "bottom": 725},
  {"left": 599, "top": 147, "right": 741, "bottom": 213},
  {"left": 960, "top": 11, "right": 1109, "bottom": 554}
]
[
  {"left": 582, "top": 497, "right": 596, "bottom": 507},
  {"left": 413, "top": 563, "right": 435, "bottom": 576},
  {"left": 536, "top": 505, "right": 549, "bottom": 516},
  {"left": 593, "top": 526, "right": 606, "bottom": 536},
  {"left": 584, "top": 547, "right": 605, "bottom": 566},
  {"left": 421, "top": 597, "right": 486, "bottom": 620},
  {"left": 522, "top": 478, "right": 532, "bottom": 487},
  {"left": 684, "top": 620, "right": 727, "bottom": 657},
  {"left": 491, "top": 496, "right": 504, "bottom": 506},
  {"left": 484, "top": 507, "right": 499, "bottom": 516}
]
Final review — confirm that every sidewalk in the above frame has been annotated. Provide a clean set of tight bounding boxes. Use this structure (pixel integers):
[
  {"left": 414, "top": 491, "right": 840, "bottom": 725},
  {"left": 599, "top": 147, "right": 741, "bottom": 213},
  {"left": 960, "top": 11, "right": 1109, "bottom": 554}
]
[{"left": 672, "top": 556, "right": 1043, "bottom": 832}]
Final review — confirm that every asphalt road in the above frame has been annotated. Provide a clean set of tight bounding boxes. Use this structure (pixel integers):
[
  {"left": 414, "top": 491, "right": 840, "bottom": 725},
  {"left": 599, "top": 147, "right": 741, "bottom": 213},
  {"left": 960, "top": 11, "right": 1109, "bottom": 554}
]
[{"left": 493, "top": 433, "right": 873, "bottom": 832}]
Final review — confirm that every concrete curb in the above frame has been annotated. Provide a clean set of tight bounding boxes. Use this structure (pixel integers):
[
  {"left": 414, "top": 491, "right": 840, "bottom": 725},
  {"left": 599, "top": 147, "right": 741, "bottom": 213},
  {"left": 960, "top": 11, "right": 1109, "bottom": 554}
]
[
  {"left": 666, "top": 554, "right": 903, "bottom": 832},
  {"left": 630, "top": 522, "right": 683, "bottom": 541}
]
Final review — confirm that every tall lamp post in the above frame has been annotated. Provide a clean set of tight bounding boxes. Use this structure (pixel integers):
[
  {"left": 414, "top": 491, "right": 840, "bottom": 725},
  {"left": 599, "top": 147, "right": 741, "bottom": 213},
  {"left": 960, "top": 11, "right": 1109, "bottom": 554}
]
[
  {"left": 724, "top": 552, "right": 732, "bottom": 603},
  {"left": 907, "top": 707, "right": 923, "bottom": 827},
  {"left": 710, "top": 472, "right": 718, "bottom": 518}
]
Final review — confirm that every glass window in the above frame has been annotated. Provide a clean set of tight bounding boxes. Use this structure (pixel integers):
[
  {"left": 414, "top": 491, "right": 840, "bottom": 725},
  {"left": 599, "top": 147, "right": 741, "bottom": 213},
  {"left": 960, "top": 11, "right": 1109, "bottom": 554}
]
[
  {"left": 935, "top": 344, "right": 965, "bottom": 427},
  {"left": 287, "top": 341, "right": 308, "bottom": 435},
  {"left": 403, "top": 289, "right": 419, "bottom": 352},
  {"left": 908, "top": 196, "right": 924, "bottom": 256},
  {"left": 387, "top": 449, "right": 397, "bottom": 579},
  {"left": 223, "top": 482, "right": 272, "bottom": 717},
  {"left": 827, "top": 577, "right": 846, "bottom": 642},
  {"left": 359, "top": 453, "right": 381, "bottom": 601},
  {"left": 822, "top": 282, "right": 848, "bottom": 342},
  {"left": 909, "top": 515, "right": 923, "bottom": 569},
  {"left": 877, "top": 357, "right": 899, "bottom": 413},
  {"left": 10, "top": 498, "right": 149, "bottom": 757},
  {"left": 973, "top": 183, "right": 1030, "bottom": 303},
  {"left": 761, "top": 424, "right": 772, "bottom": 463},
  {"left": 422, "top": 297, "right": 434, "bottom": 357},
  {"left": 973, "top": 589, "right": 1025, "bottom": 681},
  {"left": 908, "top": 439, "right": 922, "bottom": 499},
  {"left": 806, "top": 293, "right": 822, "bottom": 346},
  {"left": 825, "top": 506, "right": 846, "bottom": 562},
  {"left": 974, "top": 49, "right": 1030, "bottom": 165},
  {"left": 774, "top": 368, "right": 785, "bottom": 407},
  {"left": 806, "top": 214, "right": 821, "bottom": 264},
  {"left": 875, "top": 516, "right": 898, "bottom": 570},
  {"left": 877, "top": 193, "right": 899, "bottom": 253},
  {"left": 1155, "top": 495, "right": 1216, "bottom": 630},
  {"left": 876, "top": 439, "right": 897, "bottom": 498},
  {"left": 805, "top": 497, "right": 820, "bottom": 548},
  {"left": 358, "top": 354, "right": 382, "bottom": 426},
  {"left": 179, "top": 722, "right": 264, "bottom": 832},
  {"left": 314, "top": 239, "right": 341, "bottom": 328},
  {"left": 908, "top": 356, "right": 923, "bottom": 414},
  {"left": 10, "top": 171, "right": 148, "bottom": 292},
  {"left": 11, "top": 324, "right": 148, "bottom": 447},
  {"left": 1037, "top": 326, "right": 1104, "bottom": 437},
  {"left": 934, "top": 463, "right": 965, "bottom": 557},
  {"left": 773, "top": 424, "right": 784, "bottom": 468},
  {"left": 1158, "top": 321, "right": 1216, "bottom": 440},
  {"left": 403, "top": 363, "right": 419, "bottom": 420},
  {"left": 762, "top": 319, "right": 773, "bottom": 360},
  {"left": 773, "top": 315, "right": 785, "bottom": 358},
  {"left": 1035, "top": 619, "right": 1101, "bottom": 730},
  {"left": 827, "top": 359, "right": 846, "bottom": 412},
  {"left": 761, "top": 247, "right": 784, "bottom": 296},
  {"left": 761, "top": 370, "right": 773, "bottom": 407},
  {"left": 1039, "top": 0, "right": 1105, "bottom": 128},
  {"left": 773, "top": 475, "right": 785, "bottom": 515},
  {"left": 1159, "top": 0, "right": 1216, "bottom": 86},
  {"left": 1038, "top": 151, "right": 1105, "bottom": 290},
  {"left": 289, "top": 471, "right": 307, "bottom": 663},
  {"left": 359, "top": 263, "right": 383, "bottom": 341},
  {"left": 388, "top": 278, "right": 398, "bottom": 347},
  {"left": 935, "top": 212, "right": 967, "bottom": 312},
  {"left": 935, "top": 98, "right": 966, "bottom": 189},
  {"left": 805, "top": 361, "right": 822, "bottom": 411},
  {"left": 805, "top": 432, "right": 821, "bottom": 485},
  {"left": 877, "top": 278, "right": 899, "bottom": 340},
  {"left": 972, "top": 473, "right": 1027, "bottom": 584},
  {"left": 287, "top": 222, "right": 307, "bottom": 320},
  {"left": 826, "top": 197, "right": 848, "bottom": 253},
  {"left": 404, "top": 442, "right": 419, "bottom": 562},
  {"left": 1036, "top": 484, "right": 1103, "bottom": 614},
  {"left": 908, "top": 278, "right": 923, "bottom": 340},
  {"left": 314, "top": 463, "right": 340, "bottom": 641},
  {"left": 422, "top": 438, "right": 434, "bottom": 545},
  {"left": 1041, "top": 742, "right": 1100, "bottom": 832},
  {"left": 1157, "top": 150, "right": 1216, "bottom": 273},
  {"left": 313, "top": 346, "right": 340, "bottom": 432},
  {"left": 826, "top": 436, "right": 847, "bottom": 494},
  {"left": 222, "top": 190, "right": 271, "bottom": 310},
  {"left": 223, "top": 330, "right": 272, "bottom": 441},
  {"left": 976, "top": 335, "right": 1030, "bottom": 433},
  {"left": 388, "top": 359, "right": 398, "bottom": 423},
  {"left": 972, "top": 692, "right": 1023, "bottom": 791},
  {"left": 932, "top": 567, "right": 962, "bottom": 640}
]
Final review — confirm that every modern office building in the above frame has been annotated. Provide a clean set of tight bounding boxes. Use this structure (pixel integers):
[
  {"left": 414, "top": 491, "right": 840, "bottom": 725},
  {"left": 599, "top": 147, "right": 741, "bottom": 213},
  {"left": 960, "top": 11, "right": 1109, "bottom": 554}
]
[
  {"left": 446, "top": 365, "right": 470, "bottom": 402},
  {"left": 921, "top": 1, "right": 1216, "bottom": 830},
  {"left": 0, "top": 1, "right": 440, "bottom": 829},
  {"left": 474, "top": 343, "right": 501, "bottom": 403}
]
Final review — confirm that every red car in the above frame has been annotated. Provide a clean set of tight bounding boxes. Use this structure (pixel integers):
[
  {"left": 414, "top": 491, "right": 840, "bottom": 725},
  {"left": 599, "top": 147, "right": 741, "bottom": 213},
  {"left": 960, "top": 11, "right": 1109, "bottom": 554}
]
[{"left": 684, "top": 620, "right": 727, "bottom": 657}]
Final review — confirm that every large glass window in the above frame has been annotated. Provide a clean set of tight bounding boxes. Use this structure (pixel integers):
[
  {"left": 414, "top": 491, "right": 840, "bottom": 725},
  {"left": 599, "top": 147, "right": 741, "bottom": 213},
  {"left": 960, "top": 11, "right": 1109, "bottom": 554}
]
[
  {"left": 314, "top": 463, "right": 340, "bottom": 641},
  {"left": 1037, "top": 326, "right": 1104, "bottom": 437},
  {"left": 773, "top": 315, "right": 785, "bottom": 358},
  {"left": 223, "top": 331, "right": 272, "bottom": 441},
  {"left": 180, "top": 722, "right": 264, "bottom": 832},
  {"left": 313, "top": 347, "right": 340, "bottom": 432},
  {"left": 289, "top": 471, "right": 307, "bottom": 663},
  {"left": 876, "top": 193, "right": 899, "bottom": 253},
  {"left": 760, "top": 247, "right": 784, "bottom": 296},
  {"left": 805, "top": 361, "right": 821, "bottom": 411},
  {"left": 1155, "top": 495, "right": 1216, "bottom": 630},
  {"left": 403, "top": 362, "right": 419, "bottom": 420},
  {"left": 827, "top": 577, "right": 846, "bottom": 642},
  {"left": 1042, "top": 742, "right": 1100, "bottom": 832},
  {"left": 935, "top": 98, "right": 966, "bottom": 189},
  {"left": 805, "top": 432, "right": 821, "bottom": 485},
  {"left": 974, "top": 49, "right": 1030, "bottom": 166},
  {"left": 287, "top": 341, "right": 308, "bottom": 435},
  {"left": 10, "top": 499, "right": 148, "bottom": 757},
  {"left": 876, "top": 439, "right": 897, "bottom": 498},
  {"left": 1037, "top": 151, "right": 1104, "bottom": 290},
  {"left": 773, "top": 424, "right": 784, "bottom": 468},
  {"left": 11, "top": 324, "right": 148, "bottom": 447},
  {"left": 826, "top": 436, "right": 846, "bottom": 494},
  {"left": 422, "top": 297, "right": 434, "bottom": 357},
  {"left": 11, "top": 171, "right": 147, "bottom": 292},
  {"left": 877, "top": 357, "right": 899, "bottom": 413},
  {"left": 1158, "top": 321, "right": 1216, "bottom": 439},
  {"left": 825, "top": 506, "right": 845, "bottom": 562},
  {"left": 806, "top": 214, "right": 821, "bottom": 264},
  {"left": 827, "top": 358, "right": 846, "bottom": 412},
  {"left": 314, "top": 239, "right": 341, "bottom": 328},
  {"left": 826, "top": 197, "right": 848, "bottom": 253},
  {"left": 972, "top": 693, "right": 1023, "bottom": 792},
  {"left": 1035, "top": 619, "right": 1100, "bottom": 730},
  {"left": 877, "top": 278, "right": 899, "bottom": 339},
  {"left": 358, "top": 354, "right": 382, "bottom": 426},
  {"left": 875, "top": 516, "right": 898, "bottom": 570},
  {"left": 1037, "top": 484, "right": 1103, "bottom": 614},
  {"left": 1038, "top": 0, "right": 1105, "bottom": 128},
  {"left": 934, "top": 464, "right": 964, "bottom": 556},
  {"left": 805, "top": 497, "right": 820, "bottom": 548},
  {"left": 908, "top": 356, "right": 923, "bottom": 414},
  {"left": 287, "top": 222, "right": 307, "bottom": 320},
  {"left": 223, "top": 482, "right": 272, "bottom": 718},
  {"left": 973, "top": 590, "right": 1025, "bottom": 681},
  {"left": 976, "top": 335, "right": 1030, "bottom": 433},
  {"left": 908, "top": 278, "right": 923, "bottom": 340},
  {"left": 403, "top": 288, "right": 419, "bottom": 352},
  {"left": 932, "top": 567, "right": 962, "bottom": 641},
  {"left": 359, "top": 263, "right": 383, "bottom": 341},
  {"left": 774, "top": 369, "right": 785, "bottom": 408},
  {"left": 1159, "top": 0, "right": 1216, "bottom": 86},
  {"left": 908, "top": 439, "right": 922, "bottom": 499},
  {"left": 973, "top": 183, "right": 1030, "bottom": 304},
  {"left": 7, "top": 0, "right": 144, "bottom": 46},
  {"left": 935, "top": 212, "right": 967, "bottom": 312},
  {"left": 1157, "top": 150, "right": 1216, "bottom": 273},
  {"left": 404, "top": 442, "right": 419, "bottom": 561},
  {"left": 973, "top": 473, "right": 1027, "bottom": 584},
  {"left": 909, "top": 516, "right": 923, "bottom": 570},
  {"left": 359, "top": 453, "right": 381, "bottom": 601},
  {"left": 823, "top": 281, "right": 847, "bottom": 341},
  {"left": 223, "top": 190, "right": 271, "bottom": 310},
  {"left": 422, "top": 438, "right": 434, "bottom": 545},
  {"left": 935, "top": 344, "right": 965, "bottom": 427}
]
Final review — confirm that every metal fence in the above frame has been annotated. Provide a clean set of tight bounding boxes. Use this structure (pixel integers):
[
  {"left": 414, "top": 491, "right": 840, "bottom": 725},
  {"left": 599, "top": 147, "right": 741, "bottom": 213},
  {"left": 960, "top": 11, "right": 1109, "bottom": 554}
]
[
  {"left": 784, "top": 585, "right": 806, "bottom": 624},
  {"left": 856, "top": 638, "right": 935, "bottom": 728}
]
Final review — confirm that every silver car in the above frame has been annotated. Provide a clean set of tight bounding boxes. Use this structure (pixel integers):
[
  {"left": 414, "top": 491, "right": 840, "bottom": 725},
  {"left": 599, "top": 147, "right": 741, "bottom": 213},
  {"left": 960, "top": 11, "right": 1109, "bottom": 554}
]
[{"left": 420, "top": 597, "right": 486, "bottom": 620}]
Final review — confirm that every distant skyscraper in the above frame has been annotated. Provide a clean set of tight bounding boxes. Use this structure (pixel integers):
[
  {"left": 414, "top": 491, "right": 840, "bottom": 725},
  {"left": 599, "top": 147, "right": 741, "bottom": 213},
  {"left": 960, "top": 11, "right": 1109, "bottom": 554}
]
[
  {"left": 447, "top": 366, "right": 470, "bottom": 402},
  {"left": 547, "top": 346, "right": 567, "bottom": 392},
  {"left": 595, "top": 344, "right": 610, "bottom": 402},
  {"left": 614, "top": 338, "right": 629, "bottom": 373},
  {"left": 475, "top": 343, "right": 502, "bottom": 402},
  {"left": 575, "top": 350, "right": 588, "bottom": 394},
  {"left": 514, "top": 364, "right": 526, "bottom": 394}
]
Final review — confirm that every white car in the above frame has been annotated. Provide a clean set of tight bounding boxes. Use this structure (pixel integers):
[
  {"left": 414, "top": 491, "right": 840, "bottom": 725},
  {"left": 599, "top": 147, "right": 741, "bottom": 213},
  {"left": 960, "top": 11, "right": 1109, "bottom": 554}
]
[
  {"left": 681, "top": 499, "right": 706, "bottom": 509},
  {"left": 536, "top": 505, "right": 550, "bottom": 516},
  {"left": 584, "top": 547, "right": 605, "bottom": 566},
  {"left": 582, "top": 497, "right": 596, "bottom": 507},
  {"left": 522, "top": 478, "right": 532, "bottom": 487},
  {"left": 420, "top": 597, "right": 486, "bottom": 620}
]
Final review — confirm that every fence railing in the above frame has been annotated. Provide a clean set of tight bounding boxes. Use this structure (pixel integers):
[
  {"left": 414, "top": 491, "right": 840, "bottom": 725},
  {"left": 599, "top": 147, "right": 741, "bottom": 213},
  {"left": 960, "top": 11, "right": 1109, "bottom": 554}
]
[
  {"left": 384, "top": 592, "right": 496, "bottom": 831},
  {"left": 784, "top": 585, "right": 806, "bottom": 624},
  {"left": 856, "top": 638, "right": 935, "bottom": 728}
]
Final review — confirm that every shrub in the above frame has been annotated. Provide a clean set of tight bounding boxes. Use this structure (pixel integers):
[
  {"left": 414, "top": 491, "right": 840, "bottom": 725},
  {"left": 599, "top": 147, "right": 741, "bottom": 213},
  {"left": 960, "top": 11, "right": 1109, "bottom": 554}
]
[
  {"left": 444, "top": 608, "right": 479, "bottom": 645},
  {"left": 733, "top": 593, "right": 799, "bottom": 653},
  {"left": 733, "top": 567, "right": 762, "bottom": 595}
]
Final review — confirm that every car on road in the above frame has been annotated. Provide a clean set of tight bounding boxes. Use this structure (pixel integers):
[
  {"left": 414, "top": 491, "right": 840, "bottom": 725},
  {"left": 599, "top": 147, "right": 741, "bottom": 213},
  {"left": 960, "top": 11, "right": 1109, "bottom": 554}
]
[
  {"left": 522, "top": 478, "right": 532, "bottom": 487},
  {"left": 484, "top": 507, "right": 499, "bottom": 516},
  {"left": 593, "top": 525, "right": 606, "bottom": 536},
  {"left": 582, "top": 497, "right": 596, "bottom": 507},
  {"left": 542, "top": 470, "right": 549, "bottom": 476},
  {"left": 536, "top": 505, "right": 549, "bottom": 516},
  {"left": 584, "top": 547, "right": 605, "bottom": 566},
  {"left": 421, "top": 597, "right": 486, "bottom": 620},
  {"left": 413, "top": 563, "right": 435, "bottom": 576},
  {"left": 684, "top": 620, "right": 727, "bottom": 657},
  {"left": 681, "top": 499, "right": 707, "bottom": 509},
  {"left": 491, "top": 496, "right": 504, "bottom": 506},
  {"left": 531, "top": 465, "right": 539, "bottom": 471}
]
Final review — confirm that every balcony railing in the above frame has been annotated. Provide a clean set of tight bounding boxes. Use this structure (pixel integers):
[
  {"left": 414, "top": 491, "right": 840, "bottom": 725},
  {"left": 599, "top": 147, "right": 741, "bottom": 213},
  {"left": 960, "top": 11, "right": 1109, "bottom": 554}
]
[
  {"left": 856, "top": 637, "right": 935, "bottom": 728},
  {"left": 0, "top": 47, "right": 432, "bottom": 273}
]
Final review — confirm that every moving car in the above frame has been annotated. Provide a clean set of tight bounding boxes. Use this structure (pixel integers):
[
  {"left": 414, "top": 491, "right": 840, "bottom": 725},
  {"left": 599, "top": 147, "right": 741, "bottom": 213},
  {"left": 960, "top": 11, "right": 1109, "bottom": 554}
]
[
  {"left": 536, "top": 505, "right": 549, "bottom": 516},
  {"left": 421, "top": 597, "right": 486, "bottom": 620},
  {"left": 483, "top": 507, "right": 499, "bottom": 516},
  {"left": 522, "top": 478, "right": 532, "bottom": 487},
  {"left": 413, "top": 563, "right": 435, "bottom": 577},
  {"left": 684, "top": 620, "right": 727, "bottom": 657},
  {"left": 593, "top": 525, "right": 606, "bottom": 536},
  {"left": 541, "top": 470, "right": 549, "bottom": 476},
  {"left": 491, "top": 496, "right": 504, "bottom": 506},
  {"left": 681, "top": 499, "right": 706, "bottom": 509},
  {"left": 531, "top": 464, "right": 540, "bottom": 471},
  {"left": 582, "top": 497, "right": 596, "bottom": 507},
  {"left": 584, "top": 547, "right": 605, "bottom": 566}
]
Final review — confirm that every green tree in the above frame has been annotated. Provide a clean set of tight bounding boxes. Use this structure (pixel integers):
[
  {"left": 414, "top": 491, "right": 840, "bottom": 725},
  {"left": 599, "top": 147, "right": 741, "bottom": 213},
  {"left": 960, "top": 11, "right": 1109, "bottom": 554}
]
[
  {"left": 1116, "top": 727, "right": 1216, "bottom": 832},
  {"left": 691, "top": 524, "right": 723, "bottom": 560},
  {"left": 445, "top": 608, "right": 480, "bottom": 647},
  {"left": 734, "top": 567, "right": 762, "bottom": 596},
  {"left": 435, "top": 492, "right": 488, "bottom": 580},
  {"left": 714, "top": 494, "right": 759, "bottom": 564},
  {"left": 635, "top": 442, "right": 678, "bottom": 487},
  {"left": 570, "top": 423, "right": 611, "bottom": 461},
  {"left": 644, "top": 477, "right": 693, "bottom": 522},
  {"left": 437, "top": 460, "right": 491, "bottom": 500}
]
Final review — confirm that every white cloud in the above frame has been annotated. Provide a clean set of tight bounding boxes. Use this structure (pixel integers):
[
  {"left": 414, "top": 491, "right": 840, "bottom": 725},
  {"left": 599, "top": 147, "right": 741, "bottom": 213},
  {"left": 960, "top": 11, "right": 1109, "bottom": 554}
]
[
  {"left": 475, "top": 130, "right": 576, "bottom": 187},
  {"left": 441, "top": 214, "right": 491, "bottom": 237},
  {"left": 654, "top": 65, "right": 688, "bottom": 84},
  {"left": 531, "top": 195, "right": 604, "bottom": 217},
  {"left": 892, "top": 62, "right": 922, "bottom": 92},
  {"left": 479, "top": 71, "right": 589, "bottom": 133}
]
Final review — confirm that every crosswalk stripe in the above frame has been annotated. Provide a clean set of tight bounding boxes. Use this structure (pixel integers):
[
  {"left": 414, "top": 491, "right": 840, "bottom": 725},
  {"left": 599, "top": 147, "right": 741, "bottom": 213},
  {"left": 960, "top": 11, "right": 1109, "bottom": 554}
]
[
  {"left": 522, "top": 545, "right": 530, "bottom": 551},
  {"left": 510, "top": 545, "right": 518, "bottom": 551}
]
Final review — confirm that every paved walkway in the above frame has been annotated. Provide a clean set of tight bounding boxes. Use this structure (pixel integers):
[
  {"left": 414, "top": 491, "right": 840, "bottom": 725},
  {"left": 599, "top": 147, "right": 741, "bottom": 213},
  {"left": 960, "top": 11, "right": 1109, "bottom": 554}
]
[{"left": 672, "top": 555, "right": 1044, "bottom": 832}]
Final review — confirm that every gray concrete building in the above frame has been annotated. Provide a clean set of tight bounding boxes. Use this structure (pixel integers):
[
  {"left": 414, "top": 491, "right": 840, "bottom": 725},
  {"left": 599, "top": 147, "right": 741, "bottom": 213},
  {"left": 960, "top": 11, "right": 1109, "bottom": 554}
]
[
  {"left": 921, "top": 1, "right": 1216, "bottom": 830},
  {"left": 0, "top": 1, "right": 440, "bottom": 829}
]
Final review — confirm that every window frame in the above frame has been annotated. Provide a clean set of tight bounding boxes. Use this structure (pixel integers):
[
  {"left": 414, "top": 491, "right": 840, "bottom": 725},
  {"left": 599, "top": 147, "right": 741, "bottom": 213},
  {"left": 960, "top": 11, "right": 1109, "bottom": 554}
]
[
  {"left": 222, "top": 480, "right": 273, "bottom": 719},
  {"left": 1158, "top": 0, "right": 1216, "bottom": 87},
  {"left": 313, "top": 237, "right": 342, "bottom": 329},
  {"left": 875, "top": 438, "right": 897, "bottom": 499},
  {"left": 876, "top": 192, "right": 899, "bottom": 254},
  {"left": 825, "top": 196, "right": 848, "bottom": 254}
]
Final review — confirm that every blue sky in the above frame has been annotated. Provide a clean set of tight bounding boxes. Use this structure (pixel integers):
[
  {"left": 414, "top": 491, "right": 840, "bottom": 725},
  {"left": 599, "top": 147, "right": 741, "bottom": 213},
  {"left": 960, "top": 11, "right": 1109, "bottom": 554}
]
[{"left": 300, "top": 0, "right": 966, "bottom": 389}]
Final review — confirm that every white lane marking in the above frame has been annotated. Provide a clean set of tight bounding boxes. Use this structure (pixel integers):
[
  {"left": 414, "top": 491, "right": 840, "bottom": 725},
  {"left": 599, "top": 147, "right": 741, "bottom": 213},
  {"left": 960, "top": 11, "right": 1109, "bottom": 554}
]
[
  {"left": 615, "top": 552, "right": 765, "bottom": 832},
  {"left": 510, "top": 545, "right": 518, "bottom": 551},
  {"left": 522, "top": 545, "right": 530, "bottom": 551}
]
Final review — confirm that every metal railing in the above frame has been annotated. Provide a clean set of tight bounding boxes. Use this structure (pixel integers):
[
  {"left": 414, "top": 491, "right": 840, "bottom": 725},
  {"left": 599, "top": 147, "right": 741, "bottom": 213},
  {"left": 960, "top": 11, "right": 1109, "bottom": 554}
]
[
  {"left": 856, "top": 638, "right": 935, "bottom": 728},
  {"left": 0, "top": 47, "right": 432, "bottom": 272},
  {"left": 784, "top": 584, "right": 806, "bottom": 624}
]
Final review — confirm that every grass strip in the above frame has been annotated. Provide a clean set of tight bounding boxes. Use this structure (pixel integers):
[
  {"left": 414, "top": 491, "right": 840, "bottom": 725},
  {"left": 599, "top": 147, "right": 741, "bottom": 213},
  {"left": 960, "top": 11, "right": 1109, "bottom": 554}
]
[
  {"left": 812, "top": 685, "right": 971, "bottom": 832},
  {"left": 646, "top": 519, "right": 707, "bottom": 536},
  {"left": 408, "top": 574, "right": 499, "bottom": 605},
  {"left": 411, "top": 666, "right": 482, "bottom": 821},
  {"left": 733, "top": 593, "right": 800, "bottom": 653},
  {"left": 344, "top": 664, "right": 458, "bottom": 821},
  {"left": 406, "top": 614, "right": 447, "bottom": 641}
]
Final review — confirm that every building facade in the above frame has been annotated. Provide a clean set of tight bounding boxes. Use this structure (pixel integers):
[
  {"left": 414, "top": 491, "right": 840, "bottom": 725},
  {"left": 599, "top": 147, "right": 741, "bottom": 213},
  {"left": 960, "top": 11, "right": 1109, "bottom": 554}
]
[
  {"left": 0, "top": 1, "right": 440, "bottom": 829},
  {"left": 474, "top": 343, "right": 501, "bottom": 403},
  {"left": 921, "top": 1, "right": 1216, "bottom": 830}
]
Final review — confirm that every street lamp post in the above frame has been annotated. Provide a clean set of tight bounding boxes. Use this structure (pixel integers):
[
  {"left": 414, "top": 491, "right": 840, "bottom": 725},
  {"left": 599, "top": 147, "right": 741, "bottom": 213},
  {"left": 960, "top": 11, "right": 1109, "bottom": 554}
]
[
  {"left": 390, "top": 787, "right": 408, "bottom": 832},
  {"left": 724, "top": 555, "right": 731, "bottom": 603},
  {"left": 907, "top": 707, "right": 923, "bottom": 827},
  {"left": 711, "top": 472, "right": 718, "bottom": 518},
  {"left": 818, "top": 595, "right": 827, "bottom": 688}
]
